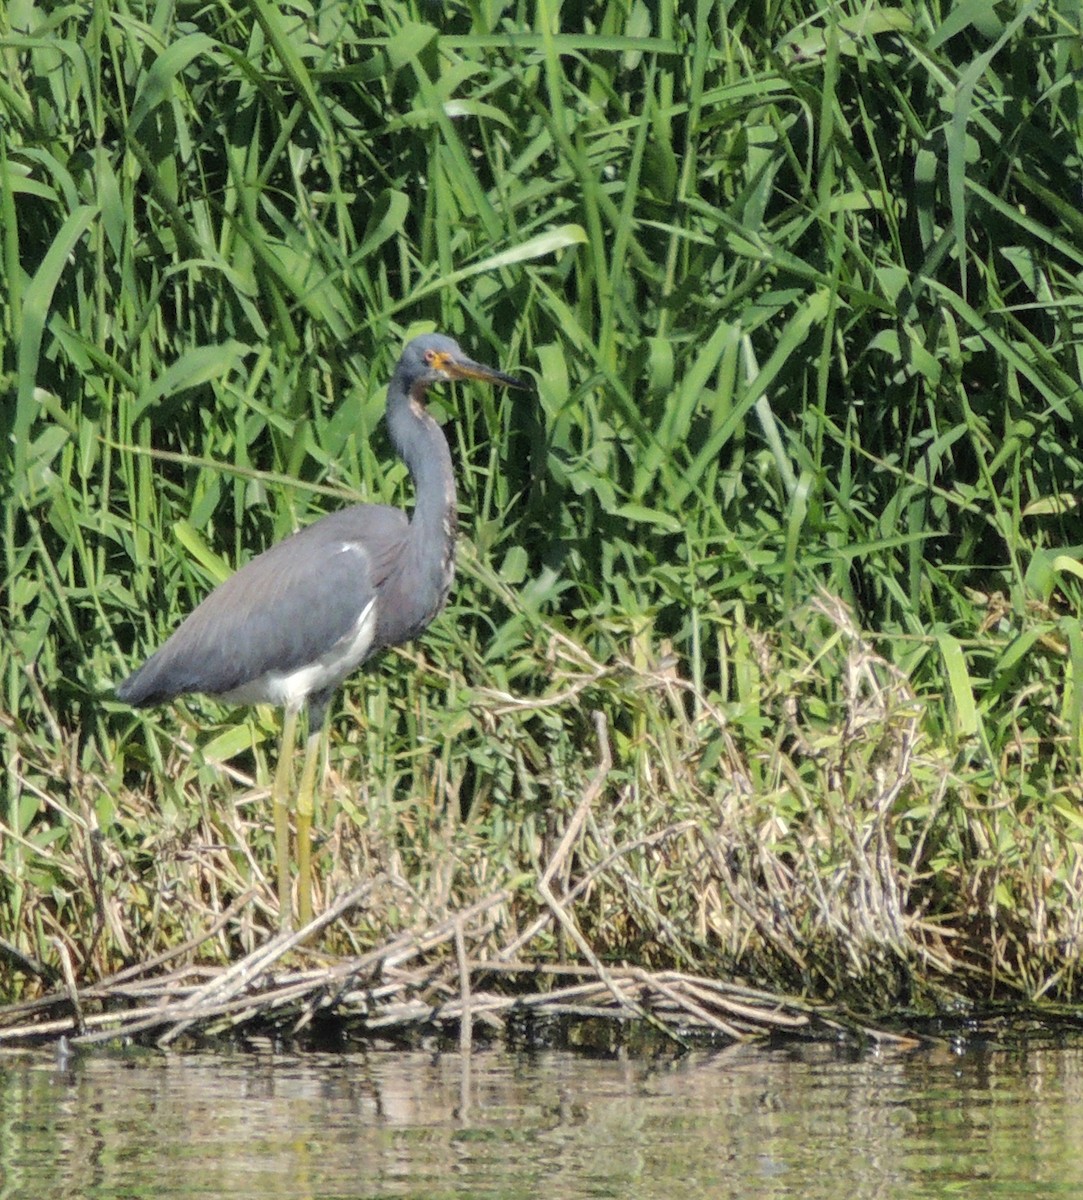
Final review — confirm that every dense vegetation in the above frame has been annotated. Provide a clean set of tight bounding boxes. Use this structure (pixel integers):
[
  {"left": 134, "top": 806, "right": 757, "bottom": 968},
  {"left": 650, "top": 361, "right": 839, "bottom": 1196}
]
[{"left": 3, "top": 0, "right": 1083, "bottom": 1010}]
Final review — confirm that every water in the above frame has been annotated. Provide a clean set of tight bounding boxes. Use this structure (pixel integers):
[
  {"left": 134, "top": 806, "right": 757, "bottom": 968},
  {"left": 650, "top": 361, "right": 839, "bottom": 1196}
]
[{"left": 3, "top": 1036, "right": 1083, "bottom": 1198}]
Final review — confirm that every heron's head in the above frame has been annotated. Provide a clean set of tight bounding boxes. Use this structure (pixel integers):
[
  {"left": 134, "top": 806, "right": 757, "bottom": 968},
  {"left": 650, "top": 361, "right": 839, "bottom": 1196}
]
[{"left": 399, "top": 333, "right": 528, "bottom": 394}]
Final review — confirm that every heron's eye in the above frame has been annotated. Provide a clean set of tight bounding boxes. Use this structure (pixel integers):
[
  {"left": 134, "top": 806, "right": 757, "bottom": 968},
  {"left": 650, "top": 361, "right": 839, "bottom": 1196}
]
[{"left": 423, "top": 349, "right": 436, "bottom": 364}]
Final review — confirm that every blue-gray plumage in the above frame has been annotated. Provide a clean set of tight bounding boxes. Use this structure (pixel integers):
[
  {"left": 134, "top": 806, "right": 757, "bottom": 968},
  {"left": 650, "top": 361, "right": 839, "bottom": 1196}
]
[{"left": 117, "top": 332, "right": 527, "bottom": 925}]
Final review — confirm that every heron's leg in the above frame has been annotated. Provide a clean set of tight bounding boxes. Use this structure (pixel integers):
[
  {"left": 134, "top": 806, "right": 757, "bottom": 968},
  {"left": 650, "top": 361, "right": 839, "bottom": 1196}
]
[
  {"left": 272, "top": 706, "right": 300, "bottom": 924},
  {"left": 295, "top": 724, "right": 324, "bottom": 927}
]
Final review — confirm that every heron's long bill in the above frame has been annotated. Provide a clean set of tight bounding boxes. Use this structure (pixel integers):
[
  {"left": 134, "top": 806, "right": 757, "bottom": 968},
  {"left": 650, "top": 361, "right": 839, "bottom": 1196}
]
[{"left": 443, "top": 353, "right": 529, "bottom": 390}]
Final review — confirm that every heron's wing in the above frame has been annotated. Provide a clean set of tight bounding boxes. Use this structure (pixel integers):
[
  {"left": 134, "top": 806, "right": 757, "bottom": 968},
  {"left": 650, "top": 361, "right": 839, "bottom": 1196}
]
[{"left": 117, "top": 505, "right": 410, "bottom": 705}]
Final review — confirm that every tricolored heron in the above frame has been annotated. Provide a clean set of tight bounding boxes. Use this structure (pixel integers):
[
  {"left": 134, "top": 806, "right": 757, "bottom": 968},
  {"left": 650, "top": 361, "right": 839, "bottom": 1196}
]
[{"left": 117, "top": 333, "right": 527, "bottom": 926}]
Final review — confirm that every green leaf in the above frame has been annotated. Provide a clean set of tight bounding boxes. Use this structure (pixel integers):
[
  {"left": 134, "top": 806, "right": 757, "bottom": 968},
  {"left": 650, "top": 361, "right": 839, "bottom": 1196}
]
[
  {"left": 937, "top": 634, "right": 980, "bottom": 739},
  {"left": 173, "top": 520, "right": 232, "bottom": 584},
  {"left": 132, "top": 343, "right": 250, "bottom": 421}
]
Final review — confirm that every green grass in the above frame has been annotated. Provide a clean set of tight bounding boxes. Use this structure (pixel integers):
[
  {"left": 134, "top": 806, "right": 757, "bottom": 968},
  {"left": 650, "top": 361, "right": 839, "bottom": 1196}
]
[{"left": 3, "top": 0, "right": 1083, "bottom": 1011}]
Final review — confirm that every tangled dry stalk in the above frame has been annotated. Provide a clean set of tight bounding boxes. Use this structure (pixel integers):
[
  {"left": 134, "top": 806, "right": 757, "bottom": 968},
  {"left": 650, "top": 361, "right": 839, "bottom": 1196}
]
[{"left": 0, "top": 874, "right": 912, "bottom": 1052}]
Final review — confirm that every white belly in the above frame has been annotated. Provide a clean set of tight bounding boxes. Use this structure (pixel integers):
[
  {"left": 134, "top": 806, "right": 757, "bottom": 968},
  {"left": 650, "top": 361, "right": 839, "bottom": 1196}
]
[{"left": 218, "top": 597, "right": 377, "bottom": 712}]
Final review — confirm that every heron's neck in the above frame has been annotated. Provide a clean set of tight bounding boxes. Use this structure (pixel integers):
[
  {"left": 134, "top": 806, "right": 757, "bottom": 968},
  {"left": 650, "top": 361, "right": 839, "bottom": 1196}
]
[{"left": 386, "top": 376, "right": 458, "bottom": 555}]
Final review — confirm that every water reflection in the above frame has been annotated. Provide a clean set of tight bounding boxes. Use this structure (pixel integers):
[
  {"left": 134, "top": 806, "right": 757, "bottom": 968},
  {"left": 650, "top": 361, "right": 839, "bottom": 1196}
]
[{"left": 2, "top": 1037, "right": 1083, "bottom": 1198}]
